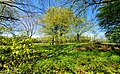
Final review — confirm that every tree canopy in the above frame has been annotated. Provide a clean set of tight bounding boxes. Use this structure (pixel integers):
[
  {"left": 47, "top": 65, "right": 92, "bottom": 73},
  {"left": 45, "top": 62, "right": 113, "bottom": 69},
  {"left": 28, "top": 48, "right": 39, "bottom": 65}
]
[
  {"left": 97, "top": 0, "right": 120, "bottom": 43},
  {"left": 40, "top": 7, "right": 74, "bottom": 44}
]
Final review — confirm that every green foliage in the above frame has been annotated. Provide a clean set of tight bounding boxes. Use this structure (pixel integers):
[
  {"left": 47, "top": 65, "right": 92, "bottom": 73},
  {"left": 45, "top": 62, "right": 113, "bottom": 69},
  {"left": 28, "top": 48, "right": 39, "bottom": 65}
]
[
  {"left": 0, "top": 39, "right": 120, "bottom": 73},
  {"left": 0, "top": 44, "right": 120, "bottom": 74},
  {"left": 0, "top": 36, "right": 12, "bottom": 45},
  {"left": 0, "top": 36, "right": 37, "bottom": 73},
  {"left": 97, "top": 0, "right": 120, "bottom": 43},
  {"left": 32, "top": 44, "right": 120, "bottom": 74},
  {"left": 32, "top": 38, "right": 41, "bottom": 43},
  {"left": 40, "top": 7, "right": 74, "bottom": 44},
  {"left": 79, "top": 36, "right": 91, "bottom": 43},
  {"left": 106, "top": 26, "right": 120, "bottom": 43},
  {"left": 40, "top": 36, "right": 52, "bottom": 43},
  {"left": 40, "top": 35, "right": 92, "bottom": 44},
  {"left": 71, "top": 16, "right": 96, "bottom": 43}
]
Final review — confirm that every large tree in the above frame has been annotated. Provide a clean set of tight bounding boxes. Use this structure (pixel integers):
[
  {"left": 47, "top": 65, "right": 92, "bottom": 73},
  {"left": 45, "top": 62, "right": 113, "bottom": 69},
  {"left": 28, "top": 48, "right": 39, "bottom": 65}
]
[
  {"left": 72, "top": 16, "right": 96, "bottom": 42},
  {"left": 0, "top": 0, "right": 42, "bottom": 36},
  {"left": 97, "top": 0, "right": 120, "bottom": 43},
  {"left": 18, "top": 14, "right": 39, "bottom": 38},
  {"left": 40, "top": 7, "right": 74, "bottom": 44}
]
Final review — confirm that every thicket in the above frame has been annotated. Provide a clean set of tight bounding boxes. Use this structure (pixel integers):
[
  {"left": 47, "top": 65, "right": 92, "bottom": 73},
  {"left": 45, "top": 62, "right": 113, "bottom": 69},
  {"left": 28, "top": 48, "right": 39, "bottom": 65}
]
[{"left": 0, "top": 36, "right": 37, "bottom": 73}]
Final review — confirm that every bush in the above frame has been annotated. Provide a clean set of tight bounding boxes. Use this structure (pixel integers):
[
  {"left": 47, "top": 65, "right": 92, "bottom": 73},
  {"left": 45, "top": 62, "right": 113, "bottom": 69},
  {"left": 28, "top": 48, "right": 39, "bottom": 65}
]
[
  {"left": 0, "top": 36, "right": 12, "bottom": 45},
  {"left": 0, "top": 36, "right": 38, "bottom": 73},
  {"left": 32, "top": 38, "right": 41, "bottom": 43},
  {"left": 79, "top": 36, "right": 91, "bottom": 43}
]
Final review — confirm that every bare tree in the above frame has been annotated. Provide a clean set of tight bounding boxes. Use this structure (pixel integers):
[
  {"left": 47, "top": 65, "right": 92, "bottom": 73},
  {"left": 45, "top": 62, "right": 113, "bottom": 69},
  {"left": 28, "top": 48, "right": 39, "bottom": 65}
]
[
  {"left": 72, "top": 17, "right": 97, "bottom": 42},
  {"left": 0, "top": 0, "right": 42, "bottom": 20},
  {"left": 18, "top": 14, "right": 39, "bottom": 38},
  {"left": 0, "top": 0, "right": 43, "bottom": 36}
]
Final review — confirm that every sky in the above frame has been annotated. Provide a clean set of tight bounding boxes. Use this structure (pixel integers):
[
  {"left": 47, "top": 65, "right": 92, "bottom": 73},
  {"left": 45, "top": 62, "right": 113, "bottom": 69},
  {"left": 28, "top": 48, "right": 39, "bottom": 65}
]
[
  {"left": 34, "top": 0, "right": 106, "bottom": 39},
  {"left": 1, "top": 0, "right": 106, "bottom": 39}
]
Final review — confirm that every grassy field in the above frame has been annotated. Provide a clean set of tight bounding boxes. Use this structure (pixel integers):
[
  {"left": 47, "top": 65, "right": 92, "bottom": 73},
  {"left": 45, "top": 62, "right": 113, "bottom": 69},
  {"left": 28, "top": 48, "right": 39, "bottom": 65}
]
[
  {"left": 32, "top": 44, "right": 120, "bottom": 74},
  {"left": 0, "top": 44, "right": 120, "bottom": 74}
]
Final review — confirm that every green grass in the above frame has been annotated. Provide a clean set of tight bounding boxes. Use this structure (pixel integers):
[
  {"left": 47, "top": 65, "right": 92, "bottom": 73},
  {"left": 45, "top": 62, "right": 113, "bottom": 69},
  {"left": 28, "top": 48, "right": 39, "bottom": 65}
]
[
  {"left": 0, "top": 44, "right": 120, "bottom": 74},
  {"left": 31, "top": 44, "right": 120, "bottom": 74}
]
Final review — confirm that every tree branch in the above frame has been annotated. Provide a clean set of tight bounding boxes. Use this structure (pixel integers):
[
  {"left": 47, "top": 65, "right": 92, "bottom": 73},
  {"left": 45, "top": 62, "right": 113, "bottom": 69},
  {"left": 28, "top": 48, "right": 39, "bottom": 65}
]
[
  {"left": 92, "top": 0, "right": 114, "bottom": 4},
  {"left": 0, "top": 16, "right": 18, "bottom": 20},
  {"left": 0, "top": 1, "right": 42, "bottom": 13}
]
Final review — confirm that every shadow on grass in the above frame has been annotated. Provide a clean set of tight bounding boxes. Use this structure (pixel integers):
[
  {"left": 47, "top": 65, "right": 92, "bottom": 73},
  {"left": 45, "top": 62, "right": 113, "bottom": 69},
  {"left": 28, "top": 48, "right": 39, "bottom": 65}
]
[
  {"left": 34, "top": 44, "right": 120, "bottom": 62},
  {"left": 32, "top": 44, "right": 120, "bottom": 73}
]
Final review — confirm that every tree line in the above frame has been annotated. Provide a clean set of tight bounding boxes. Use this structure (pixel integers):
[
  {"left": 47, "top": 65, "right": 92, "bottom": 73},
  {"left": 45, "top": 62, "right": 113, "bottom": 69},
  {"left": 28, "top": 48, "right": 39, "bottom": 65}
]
[{"left": 0, "top": 0, "right": 119, "bottom": 44}]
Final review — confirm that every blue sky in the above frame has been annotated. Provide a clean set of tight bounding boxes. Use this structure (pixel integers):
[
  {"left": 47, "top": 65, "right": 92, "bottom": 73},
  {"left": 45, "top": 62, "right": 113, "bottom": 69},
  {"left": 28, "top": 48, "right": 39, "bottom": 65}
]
[
  {"left": 33, "top": 0, "right": 106, "bottom": 38},
  {"left": 2, "top": 0, "right": 106, "bottom": 39}
]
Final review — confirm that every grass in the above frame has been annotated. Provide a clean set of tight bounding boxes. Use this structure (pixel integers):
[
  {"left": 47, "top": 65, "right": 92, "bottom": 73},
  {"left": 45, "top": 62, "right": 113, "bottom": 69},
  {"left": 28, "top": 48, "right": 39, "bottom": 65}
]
[
  {"left": 0, "top": 44, "right": 120, "bottom": 74},
  {"left": 31, "top": 44, "right": 120, "bottom": 74}
]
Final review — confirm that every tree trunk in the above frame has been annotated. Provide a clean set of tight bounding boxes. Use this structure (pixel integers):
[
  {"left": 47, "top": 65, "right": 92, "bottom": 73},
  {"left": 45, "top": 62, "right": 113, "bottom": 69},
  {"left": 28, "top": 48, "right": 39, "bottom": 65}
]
[
  {"left": 60, "top": 33, "right": 63, "bottom": 44},
  {"left": 56, "top": 35, "right": 59, "bottom": 44},
  {"left": 54, "top": 26, "right": 58, "bottom": 44},
  {"left": 52, "top": 36, "right": 54, "bottom": 45},
  {"left": 77, "top": 33, "right": 80, "bottom": 42}
]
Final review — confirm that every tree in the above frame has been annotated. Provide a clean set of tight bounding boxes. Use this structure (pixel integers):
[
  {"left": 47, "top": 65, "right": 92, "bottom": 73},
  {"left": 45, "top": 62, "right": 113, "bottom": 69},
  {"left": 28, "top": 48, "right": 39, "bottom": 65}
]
[
  {"left": 18, "top": 14, "right": 39, "bottom": 38},
  {"left": 40, "top": 7, "right": 74, "bottom": 44},
  {"left": 72, "top": 16, "right": 96, "bottom": 42},
  {"left": 57, "top": 0, "right": 114, "bottom": 17},
  {"left": 97, "top": 0, "right": 120, "bottom": 43},
  {"left": 0, "top": 0, "right": 42, "bottom": 36},
  {"left": 0, "top": 0, "right": 42, "bottom": 21}
]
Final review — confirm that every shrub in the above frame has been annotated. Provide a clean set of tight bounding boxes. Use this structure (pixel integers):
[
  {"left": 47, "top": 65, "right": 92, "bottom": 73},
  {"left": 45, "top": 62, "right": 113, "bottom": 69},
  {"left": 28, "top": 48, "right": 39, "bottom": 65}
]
[{"left": 0, "top": 36, "right": 38, "bottom": 73}]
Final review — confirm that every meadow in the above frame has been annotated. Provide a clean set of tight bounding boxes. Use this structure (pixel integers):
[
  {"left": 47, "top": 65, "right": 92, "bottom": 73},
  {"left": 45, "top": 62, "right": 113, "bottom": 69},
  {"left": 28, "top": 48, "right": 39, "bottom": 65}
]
[
  {"left": 0, "top": 0, "right": 120, "bottom": 74},
  {"left": 1, "top": 43, "right": 120, "bottom": 74}
]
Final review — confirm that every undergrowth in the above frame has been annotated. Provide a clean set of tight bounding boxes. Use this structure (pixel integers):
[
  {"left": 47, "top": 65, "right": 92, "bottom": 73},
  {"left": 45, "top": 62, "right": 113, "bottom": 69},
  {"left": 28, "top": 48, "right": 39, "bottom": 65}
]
[{"left": 0, "top": 43, "right": 120, "bottom": 74}]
